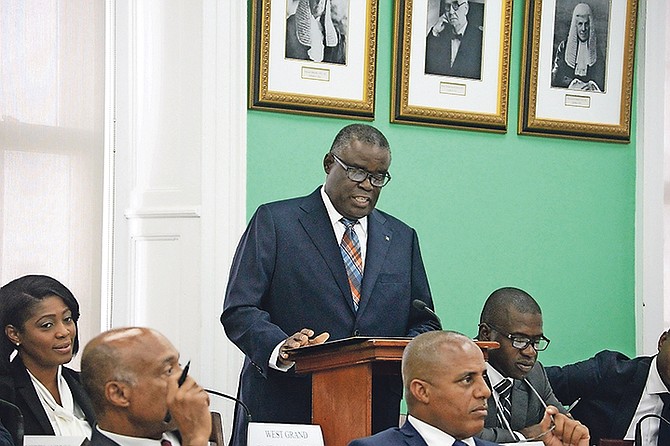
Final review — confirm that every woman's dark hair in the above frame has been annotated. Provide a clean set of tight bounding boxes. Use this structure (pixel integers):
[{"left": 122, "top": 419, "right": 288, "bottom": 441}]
[{"left": 0, "top": 275, "right": 81, "bottom": 365}]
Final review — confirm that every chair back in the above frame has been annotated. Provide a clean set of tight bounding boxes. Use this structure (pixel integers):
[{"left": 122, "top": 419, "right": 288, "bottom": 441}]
[
  {"left": 209, "top": 412, "right": 224, "bottom": 446},
  {"left": 0, "top": 398, "right": 24, "bottom": 446}
]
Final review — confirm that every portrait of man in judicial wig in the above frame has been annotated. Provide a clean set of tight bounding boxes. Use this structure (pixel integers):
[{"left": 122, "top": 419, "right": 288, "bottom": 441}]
[
  {"left": 285, "top": 0, "right": 348, "bottom": 65},
  {"left": 551, "top": 0, "right": 609, "bottom": 92},
  {"left": 424, "top": 0, "right": 485, "bottom": 80}
]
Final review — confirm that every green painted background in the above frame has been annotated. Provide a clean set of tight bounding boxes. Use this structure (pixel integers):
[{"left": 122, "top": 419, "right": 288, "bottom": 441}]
[{"left": 246, "top": 0, "right": 637, "bottom": 366}]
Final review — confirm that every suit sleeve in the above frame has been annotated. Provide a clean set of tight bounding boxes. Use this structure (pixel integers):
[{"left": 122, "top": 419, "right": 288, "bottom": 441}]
[
  {"left": 406, "top": 229, "right": 440, "bottom": 336},
  {"left": 220, "top": 205, "right": 290, "bottom": 378},
  {"left": 477, "top": 426, "right": 519, "bottom": 443},
  {"left": 546, "top": 350, "right": 625, "bottom": 407}
]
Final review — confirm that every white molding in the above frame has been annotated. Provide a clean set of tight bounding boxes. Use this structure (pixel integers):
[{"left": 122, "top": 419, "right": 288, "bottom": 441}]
[
  {"left": 636, "top": 0, "right": 666, "bottom": 355},
  {"left": 199, "top": 0, "right": 247, "bottom": 438},
  {"left": 102, "top": 0, "right": 118, "bottom": 331},
  {"left": 124, "top": 208, "right": 202, "bottom": 219}
]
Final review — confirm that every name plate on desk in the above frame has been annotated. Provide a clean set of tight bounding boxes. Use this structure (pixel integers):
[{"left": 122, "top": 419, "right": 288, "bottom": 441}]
[
  {"left": 24, "top": 436, "right": 87, "bottom": 446},
  {"left": 247, "top": 423, "right": 324, "bottom": 446}
]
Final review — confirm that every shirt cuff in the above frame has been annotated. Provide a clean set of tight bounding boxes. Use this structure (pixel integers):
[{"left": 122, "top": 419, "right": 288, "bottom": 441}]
[{"left": 269, "top": 340, "right": 293, "bottom": 372}]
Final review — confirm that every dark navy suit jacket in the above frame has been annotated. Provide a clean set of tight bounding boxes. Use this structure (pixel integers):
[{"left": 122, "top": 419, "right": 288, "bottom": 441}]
[
  {"left": 221, "top": 188, "right": 437, "bottom": 446},
  {"left": 546, "top": 351, "right": 653, "bottom": 445},
  {"left": 349, "top": 421, "right": 502, "bottom": 446},
  {"left": 0, "top": 356, "right": 95, "bottom": 435}
]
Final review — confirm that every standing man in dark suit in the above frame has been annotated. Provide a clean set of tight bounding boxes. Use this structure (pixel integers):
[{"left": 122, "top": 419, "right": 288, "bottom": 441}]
[
  {"left": 546, "top": 328, "right": 670, "bottom": 445},
  {"left": 81, "top": 327, "right": 212, "bottom": 446},
  {"left": 476, "top": 287, "right": 590, "bottom": 444},
  {"left": 221, "top": 124, "right": 439, "bottom": 446},
  {"left": 425, "top": 0, "right": 483, "bottom": 79}
]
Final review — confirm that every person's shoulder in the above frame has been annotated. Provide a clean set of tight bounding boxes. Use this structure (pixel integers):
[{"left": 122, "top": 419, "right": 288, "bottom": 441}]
[
  {"left": 474, "top": 438, "right": 502, "bottom": 446},
  {"left": 348, "top": 427, "right": 404, "bottom": 446},
  {"left": 255, "top": 189, "right": 320, "bottom": 212}
]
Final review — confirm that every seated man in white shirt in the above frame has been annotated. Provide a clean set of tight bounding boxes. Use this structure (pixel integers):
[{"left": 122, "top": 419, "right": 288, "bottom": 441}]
[
  {"left": 547, "top": 328, "right": 670, "bottom": 445},
  {"left": 348, "top": 330, "right": 589, "bottom": 446},
  {"left": 80, "top": 327, "right": 211, "bottom": 446}
]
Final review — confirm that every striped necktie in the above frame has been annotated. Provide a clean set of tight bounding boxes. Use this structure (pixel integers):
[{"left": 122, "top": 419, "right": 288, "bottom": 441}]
[
  {"left": 494, "top": 378, "right": 513, "bottom": 427},
  {"left": 340, "top": 218, "right": 363, "bottom": 311}
]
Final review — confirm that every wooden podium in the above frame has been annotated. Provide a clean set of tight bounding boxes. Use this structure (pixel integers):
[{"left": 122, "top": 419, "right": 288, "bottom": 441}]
[{"left": 287, "top": 337, "right": 498, "bottom": 446}]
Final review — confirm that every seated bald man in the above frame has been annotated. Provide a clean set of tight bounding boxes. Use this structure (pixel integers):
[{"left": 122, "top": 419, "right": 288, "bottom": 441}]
[
  {"left": 80, "top": 327, "right": 211, "bottom": 446},
  {"left": 348, "top": 330, "right": 588, "bottom": 446}
]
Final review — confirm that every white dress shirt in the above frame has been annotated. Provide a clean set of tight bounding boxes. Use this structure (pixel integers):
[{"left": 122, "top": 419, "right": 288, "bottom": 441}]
[{"left": 624, "top": 356, "right": 669, "bottom": 445}]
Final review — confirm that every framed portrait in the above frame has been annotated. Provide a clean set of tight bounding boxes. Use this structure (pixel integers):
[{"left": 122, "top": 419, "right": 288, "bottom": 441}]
[
  {"left": 519, "top": 0, "right": 638, "bottom": 142},
  {"left": 249, "top": 0, "right": 379, "bottom": 119},
  {"left": 391, "top": 0, "right": 514, "bottom": 132}
]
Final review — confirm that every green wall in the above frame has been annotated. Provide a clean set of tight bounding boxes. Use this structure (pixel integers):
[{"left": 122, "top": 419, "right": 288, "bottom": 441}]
[{"left": 246, "top": 1, "right": 637, "bottom": 366}]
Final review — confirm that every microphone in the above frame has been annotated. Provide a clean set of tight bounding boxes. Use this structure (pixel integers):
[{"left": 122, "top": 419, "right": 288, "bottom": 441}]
[
  {"left": 412, "top": 299, "right": 442, "bottom": 329},
  {"left": 635, "top": 413, "right": 670, "bottom": 445},
  {"left": 205, "top": 388, "right": 253, "bottom": 423}
]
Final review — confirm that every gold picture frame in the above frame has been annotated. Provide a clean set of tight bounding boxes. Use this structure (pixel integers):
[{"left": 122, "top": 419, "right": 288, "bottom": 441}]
[
  {"left": 519, "top": 0, "right": 638, "bottom": 142},
  {"left": 249, "top": 0, "right": 379, "bottom": 119},
  {"left": 391, "top": 0, "right": 514, "bottom": 132}
]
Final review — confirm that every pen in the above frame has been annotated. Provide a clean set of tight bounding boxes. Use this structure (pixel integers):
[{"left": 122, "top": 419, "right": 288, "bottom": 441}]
[
  {"left": 178, "top": 360, "right": 191, "bottom": 387},
  {"left": 164, "top": 360, "right": 191, "bottom": 423},
  {"left": 567, "top": 397, "right": 581, "bottom": 413}
]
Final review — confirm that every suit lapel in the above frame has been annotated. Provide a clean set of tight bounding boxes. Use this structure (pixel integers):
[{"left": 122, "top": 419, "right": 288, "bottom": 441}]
[
  {"left": 298, "top": 189, "right": 356, "bottom": 313},
  {"left": 399, "top": 421, "right": 429, "bottom": 446},
  {"left": 611, "top": 356, "right": 653, "bottom": 438},
  {"left": 510, "top": 379, "right": 529, "bottom": 430},
  {"left": 356, "top": 210, "right": 391, "bottom": 316},
  {"left": 63, "top": 368, "right": 96, "bottom": 426},
  {"left": 11, "top": 357, "right": 54, "bottom": 434}
]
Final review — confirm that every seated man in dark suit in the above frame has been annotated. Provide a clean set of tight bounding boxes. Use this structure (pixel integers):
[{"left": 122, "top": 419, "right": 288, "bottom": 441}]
[
  {"left": 348, "top": 330, "right": 589, "bottom": 446},
  {"left": 547, "top": 328, "right": 670, "bottom": 445},
  {"left": 425, "top": 0, "right": 483, "bottom": 79},
  {"left": 476, "top": 287, "right": 590, "bottom": 444},
  {"left": 80, "top": 327, "right": 211, "bottom": 446}
]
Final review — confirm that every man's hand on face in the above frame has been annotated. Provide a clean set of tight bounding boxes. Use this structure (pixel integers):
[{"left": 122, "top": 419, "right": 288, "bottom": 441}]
[
  {"left": 166, "top": 373, "right": 212, "bottom": 446},
  {"left": 277, "top": 328, "right": 330, "bottom": 367}
]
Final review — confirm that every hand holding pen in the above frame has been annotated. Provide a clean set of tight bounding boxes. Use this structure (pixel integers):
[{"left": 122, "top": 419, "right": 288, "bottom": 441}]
[{"left": 165, "top": 361, "right": 211, "bottom": 446}]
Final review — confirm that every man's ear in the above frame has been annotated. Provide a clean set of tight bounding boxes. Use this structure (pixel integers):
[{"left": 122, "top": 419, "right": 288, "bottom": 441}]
[
  {"left": 5, "top": 325, "right": 20, "bottom": 346},
  {"left": 323, "top": 153, "right": 334, "bottom": 174},
  {"left": 409, "top": 379, "right": 430, "bottom": 404},
  {"left": 659, "top": 331, "right": 669, "bottom": 352},
  {"left": 105, "top": 381, "right": 132, "bottom": 408},
  {"left": 478, "top": 323, "right": 491, "bottom": 341}
]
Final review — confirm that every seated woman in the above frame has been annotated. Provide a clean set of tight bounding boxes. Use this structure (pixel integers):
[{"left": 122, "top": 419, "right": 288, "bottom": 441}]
[{"left": 0, "top": 275, "right": 95, "bottom": 437}]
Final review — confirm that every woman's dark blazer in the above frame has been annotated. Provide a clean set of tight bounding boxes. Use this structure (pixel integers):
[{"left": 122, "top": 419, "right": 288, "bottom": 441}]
[{"left": 0, "top": 356, "right": 96, "bottom": 435}]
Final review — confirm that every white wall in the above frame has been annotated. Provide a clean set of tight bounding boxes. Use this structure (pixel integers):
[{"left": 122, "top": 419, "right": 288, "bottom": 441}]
[{"left": 106, "top": 0, "right": 247, "bottom": 439}]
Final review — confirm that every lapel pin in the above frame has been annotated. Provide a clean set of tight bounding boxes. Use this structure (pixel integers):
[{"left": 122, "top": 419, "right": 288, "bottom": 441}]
[{"left": 385, "top": 235, "right": 390, "bottom": 241}]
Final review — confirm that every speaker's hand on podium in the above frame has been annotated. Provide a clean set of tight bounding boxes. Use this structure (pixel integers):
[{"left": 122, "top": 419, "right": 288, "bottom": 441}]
[{"left": 277, "top": 328, "right": 330, "bottom": 366}]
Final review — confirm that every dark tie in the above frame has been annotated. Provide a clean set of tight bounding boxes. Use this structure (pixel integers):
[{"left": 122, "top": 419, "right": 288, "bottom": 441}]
[
  {"left": 340, "top": 218, "right": 363, "bottom": 311},
  {"left": 451, "top": 30, "right": 463, "bottom": 40},
  {"left": 452, "top": 440, "right": 468, "bottom": 446},
  {"left": 160, "top": 440, "right": 172, "bottom": 446},
  {"left": 659, "top": 392, "right": 670, "bottom": 445},
  {"left": 494, "top": 378, "right": 513, "bottom": 427}
]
